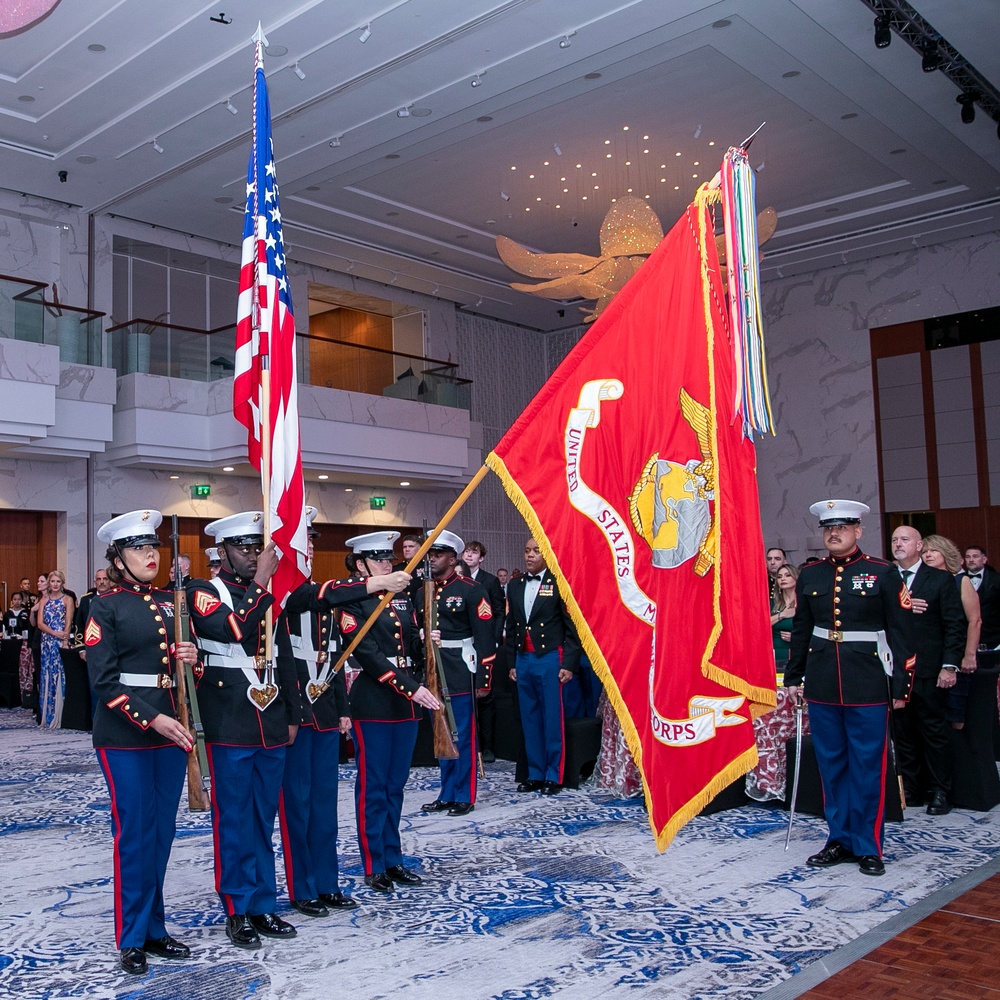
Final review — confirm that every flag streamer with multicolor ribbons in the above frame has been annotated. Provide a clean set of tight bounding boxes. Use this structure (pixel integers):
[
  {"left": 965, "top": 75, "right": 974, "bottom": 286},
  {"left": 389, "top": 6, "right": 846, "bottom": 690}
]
[{"left": 233, "top": 25, "right": 308, "bottom": 607}]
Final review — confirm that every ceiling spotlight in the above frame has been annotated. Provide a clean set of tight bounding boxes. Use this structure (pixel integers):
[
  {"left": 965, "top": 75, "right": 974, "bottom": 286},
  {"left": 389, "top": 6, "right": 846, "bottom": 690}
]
[
  {"left": 318, "top": 474, "right": 329, "bottom": 480},
  {"left": 500, "top": 191, "right": 510, "bottom": 201},
  {"left": 225, "top": 99, "right": 238, "bottom": 115},
  {"left": 471, "top": 74, "right": 483, "bottom": 88},
  {"left": 553, "top": 143, "right": 562, "bottom": 155},
  {"left": 920, "top": 41, "right": 941, "bottom": 73},
  {"left": 559, "top": 33, "right": 574, "bottom": 49},
  {"left": 292, "top": 62, "right": 306, "bottom": 80},
  {"left": 957, "top": 91, "right": 978, "bottom": 124},
  {"left": 390, "top": 272, "right": 398, "bottom": 284},
  {"left": 151, "top": 139, "right": 164, "bottom": 154},
  {"left": 397, "top": 106, "right": 411, "bottom": 118},
  {"left": 432, "top": 284, "right": 440, "bottom": 295},
  {"left": 475, "top": 296, "right": 484, "bottom": 308},
  {"left": 873, "top": 12, "right": 891, "bottom": 49},
  {"left": 329, "top": 135, "right": 342, "bottom": 147},
  {"left": 358, "top": 23, "right": 371, "bottom": 43}
]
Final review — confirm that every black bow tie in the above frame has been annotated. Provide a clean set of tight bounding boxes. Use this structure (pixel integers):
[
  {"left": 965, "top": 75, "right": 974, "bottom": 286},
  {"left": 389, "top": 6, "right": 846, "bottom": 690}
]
[
  {"left": 968, "top": 572, "right": 982, "bottom": 579},
  {"left": 526, "top": 575, "right": 543, "bottom": 582}
]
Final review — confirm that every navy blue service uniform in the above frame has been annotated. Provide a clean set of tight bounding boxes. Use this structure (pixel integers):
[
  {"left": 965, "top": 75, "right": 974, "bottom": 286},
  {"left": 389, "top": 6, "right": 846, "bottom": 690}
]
[
  {"left": 87, "top": 581, "right": 187, "bottom": 953},
  {"left": 278, "top": 577, "right": 367, "bottom": 908},
  {"left": 786, "top": 550, "right": 914, "bottom": 860},
  {"left": 337, "top": 585, "right": 424, "bottom": 879},
  {"left": 505, "top": 571, "right": 581, "bottom": 785},
  {"left": 187, "top": 568, "right": 296, "bottom": 918},
  {"left": 422, "top": 572, "right": 496, "bottom": 805}
]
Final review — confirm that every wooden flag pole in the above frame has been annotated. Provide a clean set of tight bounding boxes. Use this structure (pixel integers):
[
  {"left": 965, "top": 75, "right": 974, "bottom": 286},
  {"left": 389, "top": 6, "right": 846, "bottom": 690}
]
[{"left": 327, "top": 463, "right": 490, "bottom": 675}]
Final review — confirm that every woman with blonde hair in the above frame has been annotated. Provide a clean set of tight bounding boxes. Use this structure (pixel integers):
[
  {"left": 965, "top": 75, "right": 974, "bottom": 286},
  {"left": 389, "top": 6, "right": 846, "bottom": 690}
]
[
  {"left": 770, "top": 563, "right": 799, "bottom": 663},
  {"left": 921, "top": 534, "right": 980, "bottom": 728},
  {"left": 37, "top": 570, "right": 75, "bottom": 728}
]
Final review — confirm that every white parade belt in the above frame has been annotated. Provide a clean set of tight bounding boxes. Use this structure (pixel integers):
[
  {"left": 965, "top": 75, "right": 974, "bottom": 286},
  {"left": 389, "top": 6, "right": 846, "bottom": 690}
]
[
  {"left": 200, "top": 577, "right": 279, "bottom": 711},
  {"left": 119, "top": 672, "right": 175, "bottom": 689},
  {"left": 812, "top": 626, "right": 893, "bottom": 676},
  {"left": 293, "top": 611, "right": 336, "bottom": 704},
  {"left": 439, "top": 636, "right": 477, "bottom": 672}
]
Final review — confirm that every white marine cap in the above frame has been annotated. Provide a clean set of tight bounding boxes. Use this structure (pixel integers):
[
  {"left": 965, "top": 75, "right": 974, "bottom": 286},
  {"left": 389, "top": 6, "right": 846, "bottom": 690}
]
[
  {"left": 305, "top": 505, "right": 320, "bottom": 538},
  {"left": 427, "top": 529, "right": 465, "bottom": 557},
  {"left": 97, "top": 509, "right": 163, "bottom": 547},
  {"left": 808, "top": 499, "right": 871, "bottom": 527},
  {"left": 346, "top": 530, "right": 399, "bottom": 559},
  {"left": 205, "top": 511, "right": 265, "bottom": 544},
  {"left": 204, "top": 546, "right": 222, "bottom": 564}
]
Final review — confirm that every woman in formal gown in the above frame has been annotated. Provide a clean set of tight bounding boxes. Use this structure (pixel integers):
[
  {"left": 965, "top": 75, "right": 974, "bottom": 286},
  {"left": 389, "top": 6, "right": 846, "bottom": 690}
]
[
  {"left": 37, "top": 570, "right": 74, "bottom": 728},
  {"left": 770, "top": 563, "right": 799, "bottom": 665}
]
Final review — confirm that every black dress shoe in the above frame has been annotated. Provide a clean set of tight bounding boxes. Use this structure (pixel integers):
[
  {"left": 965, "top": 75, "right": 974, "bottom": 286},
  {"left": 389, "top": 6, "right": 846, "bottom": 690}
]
[
  {"left": 859, "top": 855, "right": 886, "bottom": 876},
  {"left": 143, "top": 935, "right": 190, "bottom": 959},
  {"left": 421, "top": 798, "right": 453, "bottom": 812},
  {"left": 319, "top": 891, "right": 358, "bottom": 909},
  {"left": 248, "top": 912, "right": 297, "bottom": 938},
  {"left": 386, "top": 864, "right": 424, "bottom": 885},
  {"left": 540, "top": 781, "right": 561, "bottom": 796},
  {"left": 926, "top": 791, "right": 952, "bottom": 815},
  {"left": 516, "top": 780, "right": 543, "bottom": 792},
  {"left": 447, "top": 802, "right": 475, "bottom": 816},
  {"left": 119, "top": 948, "right": 147, "bottom": 975},
  {"left": 481, "top": 749, "right": 496, "bottom": 764},
  {"left": 226, "top": 914, "right": 261, "bottom": 950},
  {"left": 364, "top": 872, "right": 393, "bottom": 893},
  {"left": 291, "top": 897, "right": 329, "bottom": 917},
  {"left": 806, "top": 842, "right": 857, "bottom": 867}
]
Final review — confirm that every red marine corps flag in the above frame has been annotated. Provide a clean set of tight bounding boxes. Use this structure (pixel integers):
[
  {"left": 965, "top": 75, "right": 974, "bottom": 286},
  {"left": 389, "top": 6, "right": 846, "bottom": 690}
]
[
  {"left": 487, "top": 176, "right": 776, "bottom": 848},
  {"left": 234, "top": 26, "right": 308, "bottom": 606}
]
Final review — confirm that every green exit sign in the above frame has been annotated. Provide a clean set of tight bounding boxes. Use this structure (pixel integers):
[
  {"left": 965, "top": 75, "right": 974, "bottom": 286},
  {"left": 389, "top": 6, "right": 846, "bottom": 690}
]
[
  {"left": 191, "top": 484, "right": 211, "bottom": 499},
  {"left": 369, "top": 496, "right": 387, "bottom": 510}
]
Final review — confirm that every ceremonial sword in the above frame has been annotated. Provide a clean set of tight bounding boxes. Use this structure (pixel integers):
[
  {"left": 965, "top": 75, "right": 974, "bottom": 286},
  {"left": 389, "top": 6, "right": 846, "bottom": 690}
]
[{"left": 784, "top": 690, "right": 804, "bottom": 851}]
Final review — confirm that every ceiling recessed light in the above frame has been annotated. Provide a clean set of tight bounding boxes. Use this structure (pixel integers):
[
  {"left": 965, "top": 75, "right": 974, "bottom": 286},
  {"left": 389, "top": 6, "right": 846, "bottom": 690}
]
[
  {"left": 386, "top": 210, "right": 399, "bottom": 217},
  {"left": 169, "top": 475, "right": 180, "bottom": 480},
  {"left": 782, "top": 70, "right": 800, "bottom": 78},
  {"left": 477, "top": 115, "right": 493, "bottom": 122},
  {"left": 214, "top": 196, "right": 233, "bottom": 204},
  {"left": 222, "top": 466, "right": 235, "bottom": 472},
  {"left": 76, "top": 155, "right": 97, "bottom": 164},
  {"left": 399, "top": 481, "right": 410, "bottom": 487},
  {"left": 411, "top": 107, "right": 432, "bottom": 117},
  {"left": 265, "top": 43, "right": 288, "bottom": 56},
  {"left": 712, "top": 19, "right": 732, "bottom": 29},
  {"left": 584, "top": 72, "right": 601, "bottom": 80},
  {"left": 344, "top": 488, "right": 353, "bottom": 492},
  {"left": 932, "top": 178, "right": 947, "bottom": 185},
  {"left": 18, "top": 95, "right": 35, "bottom": 102},
  {"left": 87, "top": 43, "right": 106, "bottom": 52},
  {"left": 384, "top": 153, "right": 400, "bottom": 160},
  {"left": 889, "top": 148, "right": 906, "bottom": 155},
  {"left": 318, "top": 474, "right": 329, "bottom": 480},
  {"left": 841, "top": 112, "right": 858, "bottom": 120}
]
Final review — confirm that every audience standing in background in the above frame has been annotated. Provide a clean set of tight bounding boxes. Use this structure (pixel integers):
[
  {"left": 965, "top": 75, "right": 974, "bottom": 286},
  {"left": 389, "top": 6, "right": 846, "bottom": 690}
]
[
  {"left": 770, "top": 563, "right": 799, "bottom": 665},
  {"left": 766, "top": 547, "right": 787, "bottom": 605},
  {"left": 964, "top": 545, "right": 999, "bottom": 649},
  {"left": 37, "top": 570, "right": 75, "bottom": 729}
]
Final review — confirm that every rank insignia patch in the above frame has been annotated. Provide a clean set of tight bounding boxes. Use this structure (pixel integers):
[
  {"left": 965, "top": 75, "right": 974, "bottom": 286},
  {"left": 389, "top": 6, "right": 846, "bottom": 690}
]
[
  {"left": 477, "top": 598, "right": 492, "bottom": 620},
  {"left": 899, "top": 584, "right": 912, "bottom": 610},
  {"left": 84, "top": 621, "right": 102, "bottom": 646},
  {"left": 193, "top": 591, "right": 222, "bottom": 616},
  {"left": 340, "top": 612, "right": 358, "bottom": 633}
]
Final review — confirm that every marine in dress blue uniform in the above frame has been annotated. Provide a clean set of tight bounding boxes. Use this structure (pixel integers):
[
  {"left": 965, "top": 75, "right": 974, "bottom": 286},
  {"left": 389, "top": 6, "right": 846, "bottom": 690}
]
[
  {"left": 785, "top": 500, "right": 915, "bottom": 876},
  {"left": 87, "top": 510, "right": 199, "bottom": 976},
  {"left": 335, "top": 531, "right": 441, "bottom": 894},
  {"left": 186, "top": 512, "right": 298, "bottom": 949},
  {"left": 419, "top": 531, "right": 496, "bottom": 816},
  {"left": 505, "top": 538, "right": 581, "bottom": 794},
  {"left": 277, "top": 507, "right": 371, "bottom": 917}
]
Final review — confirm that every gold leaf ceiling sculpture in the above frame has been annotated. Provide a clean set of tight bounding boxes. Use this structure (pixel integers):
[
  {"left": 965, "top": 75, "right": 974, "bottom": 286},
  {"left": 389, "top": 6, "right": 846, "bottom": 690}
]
[{"left": 496, "top": 196, "right": 777, "bottom": 323}]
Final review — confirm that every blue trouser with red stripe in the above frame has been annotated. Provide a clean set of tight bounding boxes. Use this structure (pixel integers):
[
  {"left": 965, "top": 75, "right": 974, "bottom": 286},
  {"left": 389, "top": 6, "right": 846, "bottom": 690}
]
[
  {"left": 206, "top": 743, "right": 286, "bottom": 916},
  {"left": 96, "top": 745, "right": 186, "bottom": 949},
  {"left": 516, "top": 648, "right": 565, "bottom": 784},
  {"left": 439, "top": 691, "right": 477, "bottom": 804},
  {"left": 808, "top": 701, "right": 889, "bottom": 859},
  {"left": 279, "top": 725, "right": 342, "bottom": 902},
  {"left": 353, "top": 719, "right": 417, "bottom": 875}
]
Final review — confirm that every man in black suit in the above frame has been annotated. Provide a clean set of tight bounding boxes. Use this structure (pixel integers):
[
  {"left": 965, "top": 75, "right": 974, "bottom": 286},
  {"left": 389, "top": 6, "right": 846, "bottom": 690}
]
[
  {"left": 964, "top": 545, "right": 1000, "bottom": 648},
  {"left": 891, "top": 525, "right": 967, "bottom": 814},
  {"left": 461, "top": 541, "right": 506, "bottom": 763},
  {"left": 505, "top": 538, "right": 580, "bottom": 794}
]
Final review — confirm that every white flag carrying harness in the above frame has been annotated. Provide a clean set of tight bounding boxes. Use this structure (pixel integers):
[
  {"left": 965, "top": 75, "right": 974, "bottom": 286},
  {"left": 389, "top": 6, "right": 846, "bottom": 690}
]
[{"left": 197, "top": 577, "right": 279, "bottom": 711}]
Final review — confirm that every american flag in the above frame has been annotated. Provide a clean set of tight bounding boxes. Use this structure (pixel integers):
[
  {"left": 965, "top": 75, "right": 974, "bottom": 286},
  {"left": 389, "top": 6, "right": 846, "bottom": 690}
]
[{"left": 234, "top": 29, "right": 308, "bottom": 607}]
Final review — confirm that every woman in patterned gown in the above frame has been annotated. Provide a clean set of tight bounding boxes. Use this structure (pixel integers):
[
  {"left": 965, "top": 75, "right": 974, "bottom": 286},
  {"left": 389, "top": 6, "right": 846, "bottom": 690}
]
[{"left": 37, "top": 570, "right": 74, "bottom": 728}]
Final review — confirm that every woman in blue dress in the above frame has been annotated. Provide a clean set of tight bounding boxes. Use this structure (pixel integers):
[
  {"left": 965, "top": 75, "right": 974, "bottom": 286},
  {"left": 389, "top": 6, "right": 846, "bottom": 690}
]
[{"left": 38, "top": 570, "right": 75, "bottom": 728}]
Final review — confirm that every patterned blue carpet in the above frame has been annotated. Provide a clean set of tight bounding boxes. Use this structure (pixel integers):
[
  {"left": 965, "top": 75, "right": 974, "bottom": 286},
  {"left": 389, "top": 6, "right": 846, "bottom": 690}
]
[{"left": 2, "top": 706, "right": 999, "bottom": 1000}]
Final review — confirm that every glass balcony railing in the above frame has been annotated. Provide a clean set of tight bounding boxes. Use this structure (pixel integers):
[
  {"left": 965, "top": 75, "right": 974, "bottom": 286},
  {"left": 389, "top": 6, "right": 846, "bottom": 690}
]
[
  {"left": 0, "top": 275, "right": 105, "bottom": 365},
  {"left": 106, "top": 319, "right": 473, "bottom": 412}
]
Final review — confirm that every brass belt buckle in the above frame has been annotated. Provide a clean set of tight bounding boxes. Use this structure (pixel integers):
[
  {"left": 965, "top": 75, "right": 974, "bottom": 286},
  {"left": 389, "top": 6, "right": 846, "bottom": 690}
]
[
  {"left": 829, "top": 630, "right": 843, "bottom": 642},
  {"left": 158, "top": 673, "right": 173, "bottom": 689}
]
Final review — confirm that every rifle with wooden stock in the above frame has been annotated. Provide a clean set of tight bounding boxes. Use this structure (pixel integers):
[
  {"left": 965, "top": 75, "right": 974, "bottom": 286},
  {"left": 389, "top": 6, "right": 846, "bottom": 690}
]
[
  {"left": 422, "top": 530, "right": 459, "bottom": 760},
  {"left": 171, "top": 516, "right": 211, "bottom": 811}
]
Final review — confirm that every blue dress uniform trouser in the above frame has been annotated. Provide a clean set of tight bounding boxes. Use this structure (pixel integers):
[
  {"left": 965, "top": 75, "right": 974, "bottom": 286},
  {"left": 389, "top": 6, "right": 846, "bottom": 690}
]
[
  {"left": 353, "top": 719, "right": 418, "bottom": 875},
  {"left": 279, "top": 725, "right": 342, "bottom": 901},
  {"left": 206, "top": 743, "right": 286, "bottom": 916},
  {"left": 96, "top": 745, "right": 186, "bottom": 949},
  {"left": 439, "top": 691, "right": 477, "bottom": 804},
  {"left": 808, "top": 701, "right": 889, "bottom": 859},
  {"left": 516, "top": 648, "right": 565, "bottom": 784}
]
